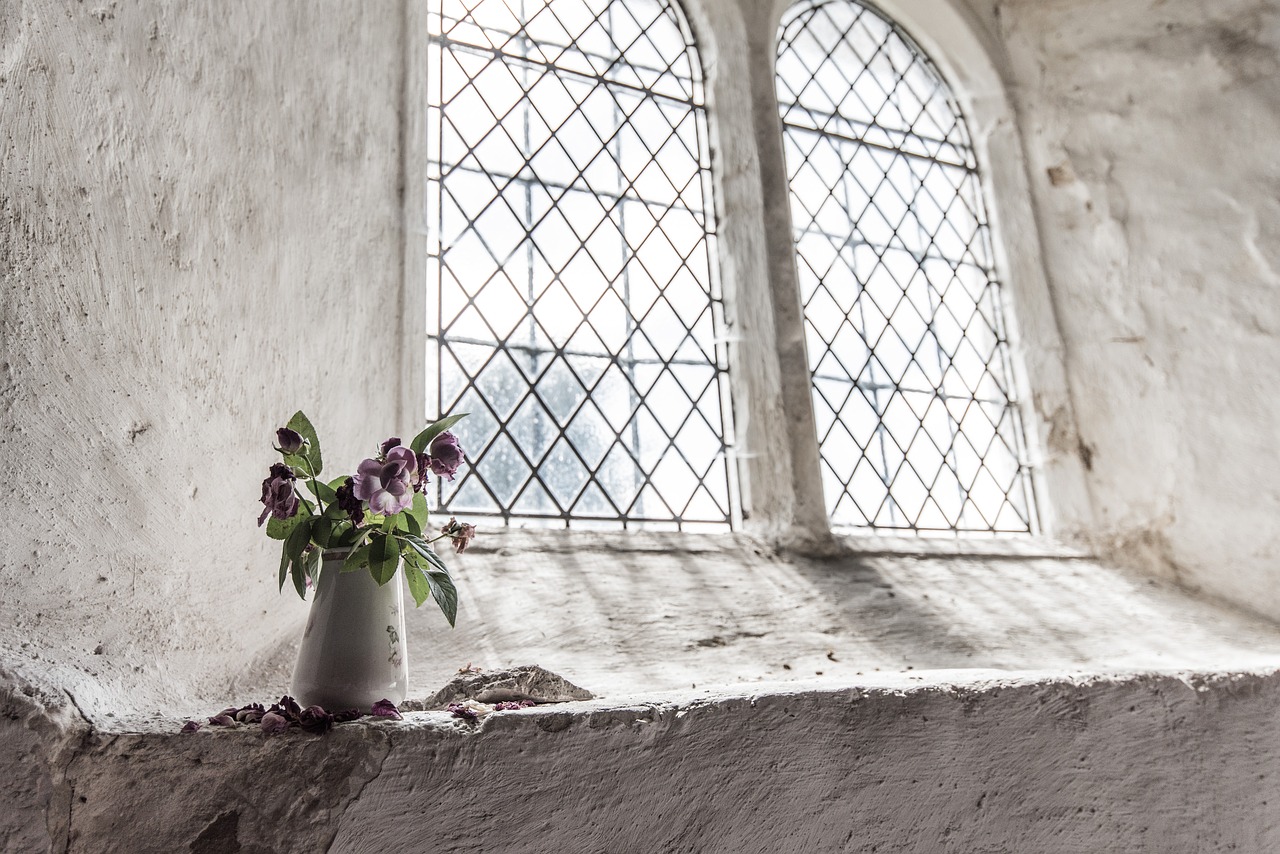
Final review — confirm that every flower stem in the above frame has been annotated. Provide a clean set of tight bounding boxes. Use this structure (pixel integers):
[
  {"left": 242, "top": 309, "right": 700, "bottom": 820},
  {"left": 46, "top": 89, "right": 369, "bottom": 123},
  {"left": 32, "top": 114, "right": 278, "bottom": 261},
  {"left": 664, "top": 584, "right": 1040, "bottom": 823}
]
[{"left": 298, "top": 456, "right": 325, "bottom": 515}]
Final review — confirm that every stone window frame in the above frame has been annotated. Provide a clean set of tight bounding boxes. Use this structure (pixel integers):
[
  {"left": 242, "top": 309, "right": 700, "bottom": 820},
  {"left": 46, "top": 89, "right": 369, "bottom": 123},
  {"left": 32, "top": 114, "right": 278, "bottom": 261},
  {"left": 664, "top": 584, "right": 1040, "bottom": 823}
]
[{"left": 399, "top": 0, "right": 1093, "bottom": 549}]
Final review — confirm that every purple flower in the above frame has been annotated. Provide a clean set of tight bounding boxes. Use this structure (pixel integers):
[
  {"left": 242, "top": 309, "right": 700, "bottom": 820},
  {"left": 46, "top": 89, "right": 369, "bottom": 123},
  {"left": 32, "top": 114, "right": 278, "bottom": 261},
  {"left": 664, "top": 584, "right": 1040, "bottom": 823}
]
[
  {"left": 180, "top": 720, "right": 202, "bottom": 733},
  {"left": 331, "top": 708, "right": 364, "bottom": 723},
  {"left": 257, "top": 463, "right": 299, "bottom": 526},
  {"left": 208, "top": 713, "right": 236, "bottom": 727},
  {"left": 447, "top": 702, "right": 478, "bottom": 722},
  {"left": 276, "top": 428, "right": 305, "bottom": 455},
  {"left": 370, "top": 699, "right": 402, "bottom": 720},
  {"left": 441, "top": 517, "right": 477, "bottom": 554},
  {"left": 427, "top": 432, "right": 465, "bottom": 481},
  {"left": 299, "top": 705, "right": 334, "bottom": 734},
  {"left": 260, "top": 711, "right": 290, "bottom": 735},
  {"left": 380, "top": 436, "right": 402, "bottom": 456},
  {"left": 353, "top": 446, "right": 418, "bottom": 515},
  {"left": 334, "top": 477, "right": 365, "bottom": 525}
]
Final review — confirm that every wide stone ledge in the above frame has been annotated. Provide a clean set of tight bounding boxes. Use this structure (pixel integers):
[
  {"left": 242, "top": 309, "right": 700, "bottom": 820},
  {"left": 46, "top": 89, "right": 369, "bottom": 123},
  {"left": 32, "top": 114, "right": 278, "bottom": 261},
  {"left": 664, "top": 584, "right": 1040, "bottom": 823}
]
[{"left": 9, "top": 667, "right": 1280, "bottom": 852}]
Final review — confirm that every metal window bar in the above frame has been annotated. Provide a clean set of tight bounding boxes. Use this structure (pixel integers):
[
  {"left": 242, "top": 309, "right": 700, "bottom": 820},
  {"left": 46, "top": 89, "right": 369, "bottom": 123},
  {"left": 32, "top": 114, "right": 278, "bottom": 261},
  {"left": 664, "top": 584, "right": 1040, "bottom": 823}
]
[
  {"left": 776, "top": 0, "right": 1039, "bottom": 535},
  {"left": 426, "top": 0, "right": 738, "bottom": 531}
]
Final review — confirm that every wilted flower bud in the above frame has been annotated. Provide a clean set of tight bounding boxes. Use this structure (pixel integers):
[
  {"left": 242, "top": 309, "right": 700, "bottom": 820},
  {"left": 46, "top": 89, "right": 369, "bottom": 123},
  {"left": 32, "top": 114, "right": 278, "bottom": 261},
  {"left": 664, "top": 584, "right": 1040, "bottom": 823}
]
[
  {"left": 427, "top": 432, "right": 465, "bottom": 482},
  {"left": 379, "top": 436, "right": 402, "bottom": 457},
  {"left": 335, "top": 477, "right": 365, "bottom": 525},
  {"left": 441, "top": 517, "right": 477, "bottom": 554},
  {"left": 257, "top": 463, "right": 299, "bottom": 526},
  {"left": 180, "top": 720, "right": 202, "bottom": 733},
  {"left": 276, "top": 428, "right": 305, "bottom": 455}
]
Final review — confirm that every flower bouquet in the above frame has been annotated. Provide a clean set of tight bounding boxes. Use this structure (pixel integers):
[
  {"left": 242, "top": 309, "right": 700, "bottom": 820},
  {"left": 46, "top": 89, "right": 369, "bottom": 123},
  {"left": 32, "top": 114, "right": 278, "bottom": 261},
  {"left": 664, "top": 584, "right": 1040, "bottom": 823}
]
[{"left": 258, "top": 410, "right": 474, "bottom": 627}]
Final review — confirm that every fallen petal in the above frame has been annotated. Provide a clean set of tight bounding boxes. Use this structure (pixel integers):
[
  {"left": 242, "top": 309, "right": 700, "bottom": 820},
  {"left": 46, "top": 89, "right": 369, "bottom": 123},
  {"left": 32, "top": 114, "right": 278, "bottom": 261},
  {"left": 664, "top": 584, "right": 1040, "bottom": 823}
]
[
  {"left": 370, "top": 699, "right": 402, "bottom": 720},
  {"left": 260, "top": 712, "right": 290, "bottom": 735}
]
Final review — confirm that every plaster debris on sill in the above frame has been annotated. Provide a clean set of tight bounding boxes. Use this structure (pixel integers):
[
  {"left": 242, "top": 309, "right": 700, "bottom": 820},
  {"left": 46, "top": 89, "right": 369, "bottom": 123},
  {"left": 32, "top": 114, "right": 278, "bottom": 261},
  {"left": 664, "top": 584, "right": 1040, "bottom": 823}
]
[{"left": 407, "top": 664, "right": 595, "bottom": 710}]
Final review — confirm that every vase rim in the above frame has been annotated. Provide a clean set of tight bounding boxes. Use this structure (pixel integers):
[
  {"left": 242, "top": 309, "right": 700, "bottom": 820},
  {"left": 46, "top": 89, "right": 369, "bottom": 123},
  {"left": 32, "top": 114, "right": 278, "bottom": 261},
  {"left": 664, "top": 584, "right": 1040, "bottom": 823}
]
[{"left": 320, "top": 548, "right": 356, "bottom": 561}]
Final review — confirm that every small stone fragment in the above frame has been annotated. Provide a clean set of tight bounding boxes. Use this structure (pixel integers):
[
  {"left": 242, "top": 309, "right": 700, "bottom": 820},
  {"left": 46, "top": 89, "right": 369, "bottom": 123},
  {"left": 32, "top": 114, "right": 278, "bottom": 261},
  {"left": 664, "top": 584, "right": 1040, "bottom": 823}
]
[{"left": 427, "top": 664, "right": 594, "bottom": 707}]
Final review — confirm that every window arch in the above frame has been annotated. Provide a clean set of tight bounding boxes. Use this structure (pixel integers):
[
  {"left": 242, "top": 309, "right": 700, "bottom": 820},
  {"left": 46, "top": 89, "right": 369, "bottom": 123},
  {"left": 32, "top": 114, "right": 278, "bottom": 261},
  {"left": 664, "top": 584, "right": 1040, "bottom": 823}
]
[
  {"left": 425, "top": 0, "right": 737, "bottom": 530},
  {"left": 776, "top": 0, "right": 1038, "bottom": 534}
]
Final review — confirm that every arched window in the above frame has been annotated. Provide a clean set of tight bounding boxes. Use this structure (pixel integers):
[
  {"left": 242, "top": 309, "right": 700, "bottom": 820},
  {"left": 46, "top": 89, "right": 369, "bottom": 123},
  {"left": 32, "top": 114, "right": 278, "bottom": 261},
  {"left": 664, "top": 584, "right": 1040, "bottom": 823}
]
[
  {"left": 426, "top": 0, "right": 736, "bottom": 530},
  {"left": 776, "top": 0, "right": 1037, "bottom": 534}
]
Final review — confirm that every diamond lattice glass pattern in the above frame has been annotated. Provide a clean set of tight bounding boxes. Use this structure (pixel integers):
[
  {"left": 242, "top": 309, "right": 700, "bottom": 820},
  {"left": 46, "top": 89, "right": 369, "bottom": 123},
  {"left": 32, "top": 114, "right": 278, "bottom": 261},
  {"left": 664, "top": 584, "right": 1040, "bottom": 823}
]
[
  {"left": 776, "top": 0, "right": 1037, "bottom": 534},
  {"left": 426, "top": 0, "right": 736, "bottom": 530}
]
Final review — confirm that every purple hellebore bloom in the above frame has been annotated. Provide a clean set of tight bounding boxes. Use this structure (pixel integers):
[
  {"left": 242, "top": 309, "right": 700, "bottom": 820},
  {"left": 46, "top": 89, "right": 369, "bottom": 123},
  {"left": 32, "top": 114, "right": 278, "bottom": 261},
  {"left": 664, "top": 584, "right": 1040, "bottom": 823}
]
[
  {"left": 379, "top": 436, "right": 402, "bottom": 456},
  {"left": 180, "top": 720, "right": 202, "bottom": 733},
  {"left": 260, "top": 711, "right": 290, "bottom": 735},
  {"left": 257, "top": 463, "right": 299, "bottom": 526},
  {"left": 427, "top": 432, "right": 465, "bottom": 482},
  {"left": 353, "top": 446, "right": 418, "bottom": 515},
  {"left": 370, "top": 698, "right": 402, "bottom": 720},
  {"left": 276, "top": 428, "right": 305, "bottom": 455}
]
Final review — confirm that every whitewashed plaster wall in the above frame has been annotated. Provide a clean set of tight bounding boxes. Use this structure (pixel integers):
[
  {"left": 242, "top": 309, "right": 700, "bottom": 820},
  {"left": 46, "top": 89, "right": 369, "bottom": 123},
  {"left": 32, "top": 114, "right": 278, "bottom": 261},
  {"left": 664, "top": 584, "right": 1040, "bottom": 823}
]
[
  {"left": 0, "top": 0, "right": 407, "bottom": 716},
  {"left": 980, "top": 0, "right": 1280, "bottom": 617}
]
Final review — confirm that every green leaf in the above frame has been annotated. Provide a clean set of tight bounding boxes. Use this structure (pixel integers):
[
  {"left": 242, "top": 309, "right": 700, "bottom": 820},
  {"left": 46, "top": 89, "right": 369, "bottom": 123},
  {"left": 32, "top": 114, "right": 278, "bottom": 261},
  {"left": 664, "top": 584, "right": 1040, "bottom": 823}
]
[
  {"left": 278, "top": 547, "right": 290, "bottom": 592},
  {"left": 342, "top": 544, "right": 371, "bottom": 573},
  {"left": 290, "top": 558, "right": 307, "bottom": 600},
  {"left": 311, "top": 517, "right": 333, "bottom": 548},
  {"left": 368, "top": 532, "right": 399, "bottom": 586},
  {"left": 285, "top": 517, "right": 314, "bottom": 563},
  {"left": 286, "top": 411, "right": 323, "bottom": 477},
  {"left": 407, "top": 492, "right": 429, "bottom": 529},
  {"left": 427, "top": 566, "right": 458, "bottom": 627},
  {"left": 399, "top": 535, "right": 457, "bottom": 626},
  {"left": 403, "top": 561, "right": 431, "bottom": 608},
  {"left": 304, "top": 479, "right": 337, "bottom": 504},
  {"left": 409, "top": 413, "right": 469, "bottom": 455},
  {"left": 266, "top": 510, "right": 303, "bottom": 542}
]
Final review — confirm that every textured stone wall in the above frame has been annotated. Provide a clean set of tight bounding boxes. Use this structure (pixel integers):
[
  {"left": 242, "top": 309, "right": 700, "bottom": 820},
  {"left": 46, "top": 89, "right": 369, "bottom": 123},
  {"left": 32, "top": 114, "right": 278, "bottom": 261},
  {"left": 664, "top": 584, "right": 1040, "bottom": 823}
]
[
  {"left": 23, "top": 672, "right": 1280, "bottom": 852},
  {"left": 0, "top": 0, "right": 406, "bottom": 716},
  {"left": 988, "top": 0, "right": 1280, "bottom": 616}
]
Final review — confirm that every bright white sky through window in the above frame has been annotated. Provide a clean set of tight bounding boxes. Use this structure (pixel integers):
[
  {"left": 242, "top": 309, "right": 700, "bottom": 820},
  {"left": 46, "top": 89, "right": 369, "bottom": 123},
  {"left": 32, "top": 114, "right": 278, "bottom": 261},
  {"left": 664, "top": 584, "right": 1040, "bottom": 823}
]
[
  {"left": 425, "top": 0, "right": 738, "bottom": 530},
  {"left": 776, "top": 0, "right": 1038, "bottom": 535}
]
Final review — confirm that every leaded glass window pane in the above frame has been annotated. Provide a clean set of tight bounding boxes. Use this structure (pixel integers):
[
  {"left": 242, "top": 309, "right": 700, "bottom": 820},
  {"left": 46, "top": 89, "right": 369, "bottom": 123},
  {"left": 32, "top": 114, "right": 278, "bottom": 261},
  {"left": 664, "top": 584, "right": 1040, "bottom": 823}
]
[
  {"left": 776, "top": 0, "right": 1038, "bottom": 534},
  {"left": 426, "top": 0, "right": 737, "bottom": 530}
]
